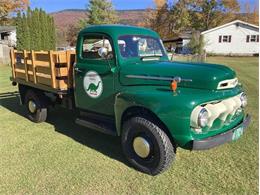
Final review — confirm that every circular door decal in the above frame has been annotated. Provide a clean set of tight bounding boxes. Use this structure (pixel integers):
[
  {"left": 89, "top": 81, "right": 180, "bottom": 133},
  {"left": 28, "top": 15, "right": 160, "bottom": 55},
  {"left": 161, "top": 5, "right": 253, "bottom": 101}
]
[{"left": 83, "top": 71, "right": 103, "bottom": 98}]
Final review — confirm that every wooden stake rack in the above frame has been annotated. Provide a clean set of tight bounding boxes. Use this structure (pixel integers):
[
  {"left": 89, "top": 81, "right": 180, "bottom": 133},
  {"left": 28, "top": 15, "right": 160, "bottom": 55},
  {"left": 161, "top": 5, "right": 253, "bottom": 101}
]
[{"left": 10, "top": 49, "right": 76, "bottom": 94}]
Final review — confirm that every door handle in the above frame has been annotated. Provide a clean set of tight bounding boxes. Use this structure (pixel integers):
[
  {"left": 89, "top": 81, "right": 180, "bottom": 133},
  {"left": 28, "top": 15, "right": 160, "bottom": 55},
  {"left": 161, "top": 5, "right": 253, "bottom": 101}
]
[{"left": 74, "top": 67, "right": 84, "bottom": 73}]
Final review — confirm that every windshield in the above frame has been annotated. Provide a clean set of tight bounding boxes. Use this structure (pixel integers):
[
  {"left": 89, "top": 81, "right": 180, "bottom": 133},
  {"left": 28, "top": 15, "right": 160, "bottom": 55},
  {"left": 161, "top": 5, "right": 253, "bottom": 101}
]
[{"left": 118, "top": 35, "right": 166, "bottom": 58}]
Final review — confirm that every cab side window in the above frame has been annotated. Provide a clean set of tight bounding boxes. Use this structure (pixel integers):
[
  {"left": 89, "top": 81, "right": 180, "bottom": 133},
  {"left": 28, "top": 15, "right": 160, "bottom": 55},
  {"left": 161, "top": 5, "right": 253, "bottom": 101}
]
[{"left": 82, "top": 35, "right": 113, "bottom": 59}]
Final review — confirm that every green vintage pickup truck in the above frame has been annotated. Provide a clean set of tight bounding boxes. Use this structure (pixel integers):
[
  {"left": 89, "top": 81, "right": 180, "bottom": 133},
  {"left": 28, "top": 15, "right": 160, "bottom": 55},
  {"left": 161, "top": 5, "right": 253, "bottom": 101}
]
[{"left": 11, "top": 25, "right": 251, "bottom": 175}]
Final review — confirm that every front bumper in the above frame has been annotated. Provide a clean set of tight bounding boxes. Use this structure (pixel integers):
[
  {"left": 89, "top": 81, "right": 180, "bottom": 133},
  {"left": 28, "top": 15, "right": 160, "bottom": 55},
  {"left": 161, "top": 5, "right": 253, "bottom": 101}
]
[{"left": 192, "top": 114, "right": 251, "bottom": 150}]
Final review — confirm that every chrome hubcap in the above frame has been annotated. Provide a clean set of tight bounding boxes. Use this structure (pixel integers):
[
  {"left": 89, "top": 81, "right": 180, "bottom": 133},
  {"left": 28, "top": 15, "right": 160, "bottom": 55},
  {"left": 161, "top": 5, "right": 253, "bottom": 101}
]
[
  {"left": 28, "top": 100, "right": 36, "bottom": 113},
  {"left": 133, "top": 137, "right": 150, "bottom": 158}
]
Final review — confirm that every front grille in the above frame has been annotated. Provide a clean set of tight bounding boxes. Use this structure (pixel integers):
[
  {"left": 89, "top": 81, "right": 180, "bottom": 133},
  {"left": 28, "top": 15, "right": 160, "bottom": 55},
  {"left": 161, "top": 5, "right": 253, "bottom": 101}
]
[
  {"left": 191, "top": 93, "right": 243, "bottom": 129},
  {"left": 204, "top": 94, "right": 242, "bottom": 127}
]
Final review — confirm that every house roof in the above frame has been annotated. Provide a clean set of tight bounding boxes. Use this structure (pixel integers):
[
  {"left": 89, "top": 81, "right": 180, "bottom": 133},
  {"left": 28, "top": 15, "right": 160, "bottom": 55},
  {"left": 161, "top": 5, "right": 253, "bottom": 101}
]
[
  {"left": 163, "top": 31, "right": 193, "bottom": 43},
  {"left": 0, "top": 26, "right": 16, "bottom": 33},
  {"left": 201, "top": 20, "right": 259, "bottom": 35}
]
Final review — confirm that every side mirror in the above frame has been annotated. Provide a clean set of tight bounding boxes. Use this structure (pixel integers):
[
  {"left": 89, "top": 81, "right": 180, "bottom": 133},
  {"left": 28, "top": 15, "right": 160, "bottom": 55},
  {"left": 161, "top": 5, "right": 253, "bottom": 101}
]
[{"left": 98, "top": 47, "right": 108, "bottom": 59}]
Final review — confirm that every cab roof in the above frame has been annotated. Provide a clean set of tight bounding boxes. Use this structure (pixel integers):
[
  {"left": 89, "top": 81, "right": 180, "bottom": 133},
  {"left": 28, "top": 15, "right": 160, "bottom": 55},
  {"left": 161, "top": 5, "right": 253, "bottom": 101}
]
[{"left": 79, "top": 24, "right": 159, "bottom": 38}]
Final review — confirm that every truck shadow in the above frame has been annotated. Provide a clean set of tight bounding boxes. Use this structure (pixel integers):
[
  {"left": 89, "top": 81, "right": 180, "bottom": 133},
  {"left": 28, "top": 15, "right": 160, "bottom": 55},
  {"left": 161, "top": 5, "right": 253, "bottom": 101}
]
[{"left": 0, "top": 92, "right": 129, "bottom": 166}]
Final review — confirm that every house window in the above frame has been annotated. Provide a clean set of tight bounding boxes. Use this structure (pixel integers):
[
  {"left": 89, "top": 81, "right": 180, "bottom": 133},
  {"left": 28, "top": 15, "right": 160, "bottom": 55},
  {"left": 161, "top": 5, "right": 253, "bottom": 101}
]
[
  {"left": 246, "top": 35, "right": 259, "bottom": 42},
  {"left": 219, "top": 35, "right": 231, "bottom": 43},
  {"left": 251, "top": 35, "right": 256, "bottom": 42}
]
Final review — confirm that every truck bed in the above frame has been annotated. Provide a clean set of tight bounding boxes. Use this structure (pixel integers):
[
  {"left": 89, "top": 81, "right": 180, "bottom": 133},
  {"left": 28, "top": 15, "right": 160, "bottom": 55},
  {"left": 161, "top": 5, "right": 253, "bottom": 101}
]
[{"left": 10, "top": 49, "right": 76, "bottom": 94}]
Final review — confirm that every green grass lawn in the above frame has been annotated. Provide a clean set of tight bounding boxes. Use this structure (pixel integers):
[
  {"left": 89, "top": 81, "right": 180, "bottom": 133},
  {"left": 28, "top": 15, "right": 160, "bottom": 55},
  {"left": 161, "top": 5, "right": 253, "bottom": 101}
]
[{"left": 0, "top": 56, "right": 258, "bottom": 194}]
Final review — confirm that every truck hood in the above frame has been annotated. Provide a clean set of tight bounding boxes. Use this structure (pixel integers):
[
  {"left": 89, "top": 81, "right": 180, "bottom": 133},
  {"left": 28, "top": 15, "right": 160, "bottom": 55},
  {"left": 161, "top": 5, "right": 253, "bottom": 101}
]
[{"left": 119, "top": 61, "right": 236, "bottom": 90}]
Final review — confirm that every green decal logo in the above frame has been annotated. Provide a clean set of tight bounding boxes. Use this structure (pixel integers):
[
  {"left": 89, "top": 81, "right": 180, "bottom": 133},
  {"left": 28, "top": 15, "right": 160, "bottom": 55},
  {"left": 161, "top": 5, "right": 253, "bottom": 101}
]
[{"left": 83, "top": 71, "right": 103, "bottom": 98}]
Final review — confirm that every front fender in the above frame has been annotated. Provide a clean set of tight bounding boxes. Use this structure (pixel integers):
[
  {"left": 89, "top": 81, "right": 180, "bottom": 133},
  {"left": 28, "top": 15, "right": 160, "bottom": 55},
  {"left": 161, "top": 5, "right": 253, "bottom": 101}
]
[{"left": 114, "top": 86, "right": 243, "bottom": 148}]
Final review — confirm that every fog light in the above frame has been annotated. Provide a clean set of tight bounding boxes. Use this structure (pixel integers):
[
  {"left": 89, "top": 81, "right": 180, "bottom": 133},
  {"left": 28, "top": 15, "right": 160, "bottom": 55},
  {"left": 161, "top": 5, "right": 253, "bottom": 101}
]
[
  {"left": 240, "top": 93, "right": 248, "bottom": 108},
  {"left": 198, "top": 108, "right": 209, "bottom": 128}
]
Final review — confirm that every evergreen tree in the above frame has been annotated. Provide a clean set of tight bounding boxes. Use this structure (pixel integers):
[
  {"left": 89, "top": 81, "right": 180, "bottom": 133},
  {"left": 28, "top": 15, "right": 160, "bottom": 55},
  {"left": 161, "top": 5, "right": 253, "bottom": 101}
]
[
  {"left": 80, "top": 0, "right": 118, "bottom": 28},
  {"left": 16, "top": 12, "right": 24, "bottom": 50},
  {"left": 15, "top": 7, "right": 56, "bottom": 50},
  {"left": 23, "top": 12, "right": 30, "bottom": 50},
  {"left": 49, "top": 16, "right": 56, "bottom": 49}
]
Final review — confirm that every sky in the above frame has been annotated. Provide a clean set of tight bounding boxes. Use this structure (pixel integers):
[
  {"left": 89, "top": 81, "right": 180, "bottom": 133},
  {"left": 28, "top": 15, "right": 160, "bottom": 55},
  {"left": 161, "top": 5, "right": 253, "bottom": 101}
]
[{"left": 30, "top": 0, "right": 259, "bottom": 13}]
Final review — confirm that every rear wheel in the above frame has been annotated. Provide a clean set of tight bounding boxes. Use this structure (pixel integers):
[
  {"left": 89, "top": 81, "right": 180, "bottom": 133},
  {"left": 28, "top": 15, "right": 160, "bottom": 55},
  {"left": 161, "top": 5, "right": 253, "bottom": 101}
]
[
  {"left": 121, "top": 116, "right": 175, "bottom": 175},
  {"left": 24, "top": 90, "right": 47, "bottom": 123}
]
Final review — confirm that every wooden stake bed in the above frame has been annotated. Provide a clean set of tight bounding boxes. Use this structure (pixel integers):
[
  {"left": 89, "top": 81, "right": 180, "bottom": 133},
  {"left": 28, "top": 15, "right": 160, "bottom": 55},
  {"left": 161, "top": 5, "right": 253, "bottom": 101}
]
[{"left": 10, "top": 49, "right": 76, "bottom": 94}]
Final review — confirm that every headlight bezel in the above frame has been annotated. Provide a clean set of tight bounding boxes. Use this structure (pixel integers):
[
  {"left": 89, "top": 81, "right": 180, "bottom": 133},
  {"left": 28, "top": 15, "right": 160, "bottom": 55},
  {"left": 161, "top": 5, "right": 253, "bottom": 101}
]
[
  {"left": 240, "top": 92, "right": 248, "bottom": 108},
  {"left": 197, "top": 108, "right": 209, "bottom": 128}
]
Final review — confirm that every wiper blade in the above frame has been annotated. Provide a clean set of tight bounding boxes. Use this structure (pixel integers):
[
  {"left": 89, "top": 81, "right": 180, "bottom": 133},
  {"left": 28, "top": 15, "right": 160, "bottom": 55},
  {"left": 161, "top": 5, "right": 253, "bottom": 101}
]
[
  {"left": 140, "top": 55, "right": 163, "bottom": 60},
  {"left": 140, "top": 55, "right": 163, "bottom": 58}
]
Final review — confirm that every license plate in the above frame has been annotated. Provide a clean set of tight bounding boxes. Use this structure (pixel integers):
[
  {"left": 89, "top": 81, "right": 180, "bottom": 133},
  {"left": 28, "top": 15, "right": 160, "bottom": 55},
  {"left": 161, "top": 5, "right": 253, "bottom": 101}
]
[{"left": 232, "top": 126, "right": 244, "bottom": 141}]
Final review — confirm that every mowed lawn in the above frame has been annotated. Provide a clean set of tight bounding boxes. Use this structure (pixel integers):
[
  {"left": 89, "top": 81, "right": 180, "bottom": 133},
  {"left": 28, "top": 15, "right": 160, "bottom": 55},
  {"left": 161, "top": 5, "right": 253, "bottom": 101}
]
[{"left": 0, "top": 56, "right": 258, "bottom": 194}]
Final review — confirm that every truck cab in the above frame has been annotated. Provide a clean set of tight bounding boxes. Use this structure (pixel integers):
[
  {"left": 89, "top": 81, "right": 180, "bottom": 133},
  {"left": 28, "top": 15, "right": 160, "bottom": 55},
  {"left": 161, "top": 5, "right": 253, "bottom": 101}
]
[{"left": 12, "top": 25, "right": 251, "bottom": 175}]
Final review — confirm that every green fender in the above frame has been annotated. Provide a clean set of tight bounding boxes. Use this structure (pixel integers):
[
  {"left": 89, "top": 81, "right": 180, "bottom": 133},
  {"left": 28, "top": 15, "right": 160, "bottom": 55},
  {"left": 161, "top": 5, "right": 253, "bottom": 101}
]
[{"left": 114, "top": 85, "right": 243, "bottom": 148}]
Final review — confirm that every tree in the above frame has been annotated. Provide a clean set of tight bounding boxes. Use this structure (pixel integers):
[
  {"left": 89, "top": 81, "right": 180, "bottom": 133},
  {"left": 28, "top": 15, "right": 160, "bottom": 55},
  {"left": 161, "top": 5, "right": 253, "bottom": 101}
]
[
  {"left": 242, "top": 1, "right": 259, "bottom": 25},
  {"left": 147, "top": 0, "right": 241, "bottom": 39},
  {"left": 66, "top": 24, "right": 81, "bottom": 46},
  {"left": 188, "top": 31, "right": 205, "bottom": 54},
  {"left": 168, "top": 0, "right": 192, "bottom": 35},
  {"left": 0, "top": 0, "right": 29, "bottom": 25},
  {"left": 80, "top": 0, "right": 118, "bottom": 27},
  {"left": 16, "top": 8, "right": 56, "bottom": 50},
  {"left": 149, "top": 2, "right": 170, "bottom": 38},
  {"left": 189, "top": 0, "right": 240, "bottom": 31}
]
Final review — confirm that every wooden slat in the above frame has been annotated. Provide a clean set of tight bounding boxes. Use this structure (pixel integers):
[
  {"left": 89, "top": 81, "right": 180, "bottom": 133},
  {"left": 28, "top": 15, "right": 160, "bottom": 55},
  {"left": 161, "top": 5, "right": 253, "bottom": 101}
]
[
  {"left": 15, "top": 68, "right": 25, "bottom": 73},
  {"left": 26, "top": 59, "right": 32, "bottom": 65},
  {"left": 10, "top": 48, "right": 16, "bottom": 79},
  {"left": 36, "top": 66, "right": 51, "bottom": 75},
  {"left": 66, "top": 51, "right": 71, "bottom": 88},
  {"left": 49, "top": 50, "right": 56, "bottom": 88},
  {"left": 36, "top": 72, "right": 51, "bottom": 79},
  {"left": 16, "top": 72, "right": 26, "bottom": 80},
  {"left": 31, "top": 50, "right": 37, "bottom": 84},
  {"left": 56, "top": 67, "right": 68, "bottom": 77},
  {"left": 33, "top": 60, "right": 51, "bottom": 67},
  {"left": 34, "top": 51, "right": 49, "bottom": 55},
  {"left": 14, "top": 50, "right": 23, "bottom": 54},
  {"left": 23, "top": 50, "right": 29, "bottom": 82},
  {"left": 56, "top": 79, "right": 68, "bottom": 90},
  {"left": 27, "top": 70, "right": 33, "bottom": 75},
  {"left": 55, "top": 53, "right": 67, "bottom": 63},
  {"left": 11, "top": 77, "right": 68, "bottom": 94},
  {"left": 37, "top": 76, "right": 51, "bottom": 87}
]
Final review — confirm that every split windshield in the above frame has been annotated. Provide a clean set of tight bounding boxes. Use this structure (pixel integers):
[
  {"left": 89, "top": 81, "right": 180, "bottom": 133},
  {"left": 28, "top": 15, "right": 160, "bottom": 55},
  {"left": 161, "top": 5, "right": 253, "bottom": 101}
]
[{"left": 118, "top": 35, "right": 167, "bottom": 59}]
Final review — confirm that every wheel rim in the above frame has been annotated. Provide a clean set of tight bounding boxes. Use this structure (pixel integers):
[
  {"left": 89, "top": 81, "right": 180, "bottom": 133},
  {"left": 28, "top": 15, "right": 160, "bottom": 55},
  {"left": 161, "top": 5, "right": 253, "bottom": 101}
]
[
  {"left": 133, "top": 136, "right": 150, "bottom": 158},
  {"left": 28, "top": 100, "right": 37, "bottom": 113}
]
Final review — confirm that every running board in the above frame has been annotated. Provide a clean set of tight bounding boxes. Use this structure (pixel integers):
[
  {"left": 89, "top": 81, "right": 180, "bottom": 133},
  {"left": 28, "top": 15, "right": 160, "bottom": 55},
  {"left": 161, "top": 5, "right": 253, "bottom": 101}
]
[{"left": 75, "top": 118, "right": 117, "bottom": 136}]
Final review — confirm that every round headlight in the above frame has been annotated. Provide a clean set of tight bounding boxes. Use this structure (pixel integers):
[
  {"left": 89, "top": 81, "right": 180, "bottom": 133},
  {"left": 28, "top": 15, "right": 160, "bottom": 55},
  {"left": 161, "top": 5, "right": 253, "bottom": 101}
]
[
  {"left": 240, "top": 93, "right": 248, "bottom": 108},
  {"left": 198, "top": 108, "right": 209, "bottom": 128}
]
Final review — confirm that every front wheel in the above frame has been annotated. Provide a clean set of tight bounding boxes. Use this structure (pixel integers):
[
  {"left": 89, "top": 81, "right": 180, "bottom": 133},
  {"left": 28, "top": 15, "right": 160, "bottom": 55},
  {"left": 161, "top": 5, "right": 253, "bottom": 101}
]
[{"left": 121, "top": 117, "right": 175, "bottom": 175}]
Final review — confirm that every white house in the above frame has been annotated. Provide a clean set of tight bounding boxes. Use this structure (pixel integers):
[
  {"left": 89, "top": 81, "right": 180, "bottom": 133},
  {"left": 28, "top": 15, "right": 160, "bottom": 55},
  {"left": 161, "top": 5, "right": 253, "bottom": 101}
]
[
  {"left": 0, "top": 26, "right": 16, "bottom": 64},
  {"left": 0, "top": 26, "right": 16, "bottom": 47},
  {"left": 201, "top": 20, "right": 259, "bottom": 55}
]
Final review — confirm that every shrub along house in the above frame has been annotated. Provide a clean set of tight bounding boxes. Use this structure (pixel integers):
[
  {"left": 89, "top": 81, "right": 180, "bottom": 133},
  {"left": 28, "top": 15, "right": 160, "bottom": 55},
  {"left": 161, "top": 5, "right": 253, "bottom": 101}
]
[{"left": 201, "top": 20, "right": 259, "bottom": 56}]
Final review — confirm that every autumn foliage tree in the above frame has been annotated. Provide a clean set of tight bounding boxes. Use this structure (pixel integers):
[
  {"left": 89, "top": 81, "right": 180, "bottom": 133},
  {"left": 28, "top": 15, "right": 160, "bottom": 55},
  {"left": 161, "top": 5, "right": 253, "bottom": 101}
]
[
  {"left": 0, "top": 0, "right": 29, "bottom": 25},
  {"left": 147, "top": 0, "right": 242, "bottom": 38},
  {"left": 189, "top": 0, "right": 240, "bottom": 31},
  {"left": 243, "top": 0, "right": 259, "bottom": 25}
]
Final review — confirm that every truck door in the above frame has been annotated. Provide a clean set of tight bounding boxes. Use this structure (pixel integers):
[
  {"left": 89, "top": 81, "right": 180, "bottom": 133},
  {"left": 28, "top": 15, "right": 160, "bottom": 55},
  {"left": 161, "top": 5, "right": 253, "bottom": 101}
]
[{"left": 74, "top": 33, "right": 116, "bottom": 116}]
